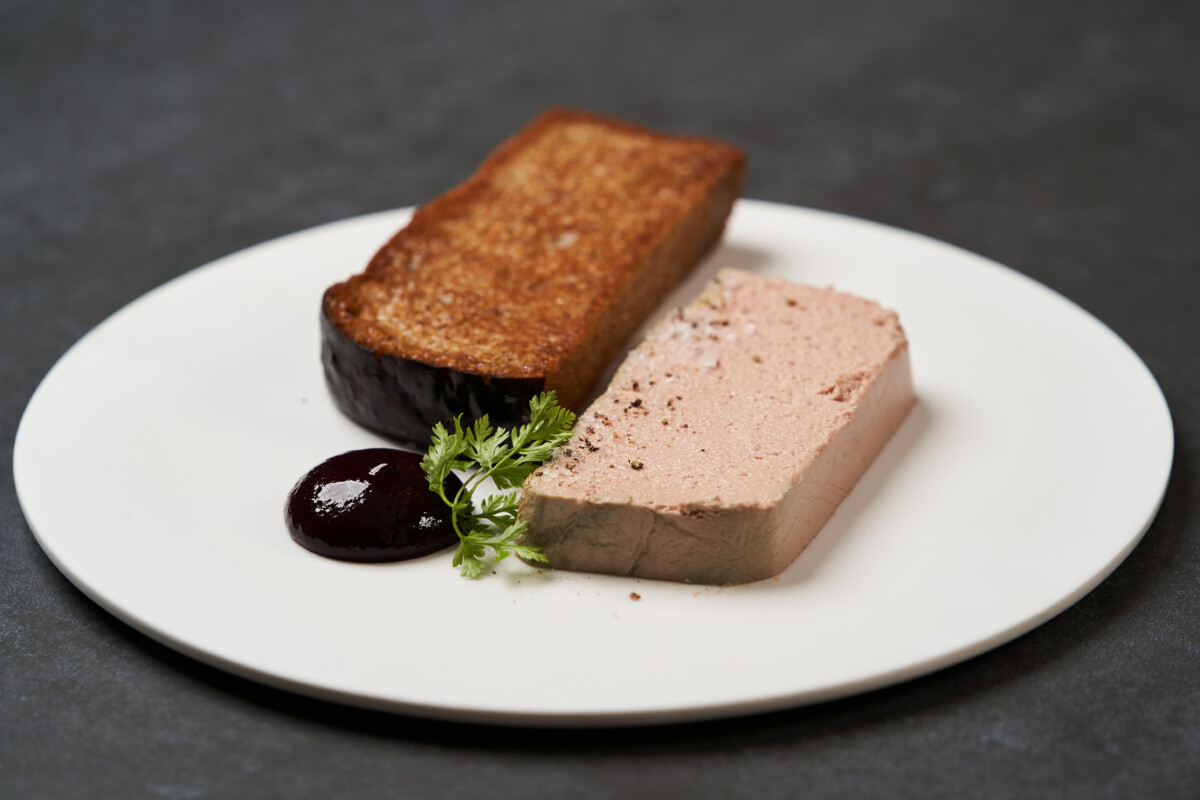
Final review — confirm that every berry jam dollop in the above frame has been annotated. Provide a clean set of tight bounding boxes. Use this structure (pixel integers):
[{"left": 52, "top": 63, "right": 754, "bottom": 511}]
[{"left": 285, "top": 449, "right": 462, "bottom": 562}]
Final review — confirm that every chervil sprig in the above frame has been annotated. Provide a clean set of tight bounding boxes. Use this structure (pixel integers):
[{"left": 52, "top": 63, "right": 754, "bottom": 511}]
[{"left": 419, "top": 392, "right": 575, "bottom": 577}]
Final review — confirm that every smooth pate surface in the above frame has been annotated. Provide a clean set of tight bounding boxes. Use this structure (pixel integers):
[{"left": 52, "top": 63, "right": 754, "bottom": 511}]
[{"left": 518, "top": 268, "right": 915, "bottom": 584}]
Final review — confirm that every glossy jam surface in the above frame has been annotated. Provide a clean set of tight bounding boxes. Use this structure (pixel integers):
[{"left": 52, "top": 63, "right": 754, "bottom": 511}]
[{"left": 285, "top": 449, "right": 461, "bottom": 562}]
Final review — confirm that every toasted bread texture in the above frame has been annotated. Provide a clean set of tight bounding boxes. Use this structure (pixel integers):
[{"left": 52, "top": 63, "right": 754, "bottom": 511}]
[{"left": 321, "top": 108, "right": 745, "bottom": 444}]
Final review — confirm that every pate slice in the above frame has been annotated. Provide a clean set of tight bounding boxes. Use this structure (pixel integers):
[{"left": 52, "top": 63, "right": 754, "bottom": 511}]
[{"left": 517, "top": 268, "right": 915, "bottom": 585}]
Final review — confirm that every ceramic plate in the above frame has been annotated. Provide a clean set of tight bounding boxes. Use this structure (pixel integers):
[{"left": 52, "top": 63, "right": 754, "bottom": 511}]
[{"left": 13, "top": 200, "right": 1173, "bottom": 726}]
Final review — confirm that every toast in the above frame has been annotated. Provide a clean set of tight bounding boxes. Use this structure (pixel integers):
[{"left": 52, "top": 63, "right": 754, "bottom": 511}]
[{"left": 321, "top": 108, "right": 746, "bottom": 444}]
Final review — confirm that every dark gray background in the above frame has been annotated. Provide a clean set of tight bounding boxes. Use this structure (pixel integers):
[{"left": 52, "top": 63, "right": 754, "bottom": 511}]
[{"left": 3, "top": 1, "right": 1197, "bottom": 797}]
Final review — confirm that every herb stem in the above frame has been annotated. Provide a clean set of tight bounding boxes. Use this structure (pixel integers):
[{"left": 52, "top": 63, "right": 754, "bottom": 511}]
[{"left": 420, "top": 392, "right": 575, "bottom": 577}]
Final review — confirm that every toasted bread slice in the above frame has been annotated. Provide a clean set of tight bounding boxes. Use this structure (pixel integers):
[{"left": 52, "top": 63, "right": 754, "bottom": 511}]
[{"left": 322, "top": 108, "right": 745, "bottom": 444}]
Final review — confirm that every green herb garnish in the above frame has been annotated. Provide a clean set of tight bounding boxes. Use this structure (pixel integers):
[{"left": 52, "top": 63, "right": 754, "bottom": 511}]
[{"left": 420, "top": 391, "right": 575, "bottom": 578}]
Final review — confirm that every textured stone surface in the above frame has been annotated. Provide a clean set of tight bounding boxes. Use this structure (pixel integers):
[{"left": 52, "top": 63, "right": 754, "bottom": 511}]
[{"left": 2, "top": 1, "right": 1197, "bottom": 797}]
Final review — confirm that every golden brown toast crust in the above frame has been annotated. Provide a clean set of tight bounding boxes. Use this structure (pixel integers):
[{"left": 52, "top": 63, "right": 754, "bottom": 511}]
[{"left": 323, "top": 108, "right": 745, "bottom": 409}]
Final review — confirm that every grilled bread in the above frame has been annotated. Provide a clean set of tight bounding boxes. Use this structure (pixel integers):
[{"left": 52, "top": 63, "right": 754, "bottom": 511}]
[{"left": 321, "top": 108, "right": 746, "bottom": 444}]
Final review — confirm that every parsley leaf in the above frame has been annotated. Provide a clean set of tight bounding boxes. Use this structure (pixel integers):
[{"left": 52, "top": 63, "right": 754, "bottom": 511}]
[{"left": 421, "top": 391, "right": 574, "bottom": 577}]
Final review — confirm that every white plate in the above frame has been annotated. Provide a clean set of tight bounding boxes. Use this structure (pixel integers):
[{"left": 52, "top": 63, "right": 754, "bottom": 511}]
[{"left": 13, "top": 200, "right": 1173, "bottom": 727}]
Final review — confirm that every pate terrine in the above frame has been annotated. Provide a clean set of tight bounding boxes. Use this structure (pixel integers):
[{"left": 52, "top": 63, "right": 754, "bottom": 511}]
[{"left": 517, "top": 268, "right": 915, "bottom": 585}]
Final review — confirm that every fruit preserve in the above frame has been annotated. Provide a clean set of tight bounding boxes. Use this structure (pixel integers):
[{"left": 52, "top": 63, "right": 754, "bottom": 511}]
[{"left": 285, "top": 449, "right": 461, "bottom": 562}]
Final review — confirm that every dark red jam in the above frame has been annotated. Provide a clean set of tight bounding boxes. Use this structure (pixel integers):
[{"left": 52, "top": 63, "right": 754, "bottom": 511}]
[{"left": 285, "top": 449, "right": 462, "bottom": 562}]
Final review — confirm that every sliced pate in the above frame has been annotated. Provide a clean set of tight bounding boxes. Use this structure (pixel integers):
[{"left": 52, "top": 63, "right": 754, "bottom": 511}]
[{"left": 518, "top": 268, "right": 915, "bottom": 585}]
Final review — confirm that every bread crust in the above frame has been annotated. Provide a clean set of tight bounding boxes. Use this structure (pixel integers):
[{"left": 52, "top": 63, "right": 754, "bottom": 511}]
[{"left": 322, "top": 108, "right": 745, "bottom": 444}]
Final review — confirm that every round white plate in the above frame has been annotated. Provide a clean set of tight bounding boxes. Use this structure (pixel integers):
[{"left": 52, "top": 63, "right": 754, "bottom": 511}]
[{"left": 14, "top": 200, "right": 1173, "bottom": 727}]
